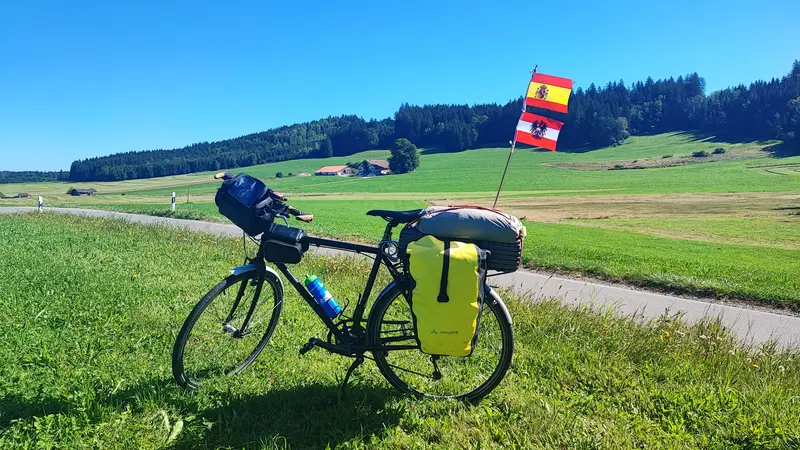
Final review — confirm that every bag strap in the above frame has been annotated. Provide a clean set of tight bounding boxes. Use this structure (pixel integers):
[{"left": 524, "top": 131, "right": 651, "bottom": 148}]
[{"left": 437, "top": 239, "right": 450, "bottom": 303}]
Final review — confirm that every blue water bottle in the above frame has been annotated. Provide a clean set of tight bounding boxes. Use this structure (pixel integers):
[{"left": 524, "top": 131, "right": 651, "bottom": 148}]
[{"left": 304, "top": 275, "right": 343, "bottom": 318}]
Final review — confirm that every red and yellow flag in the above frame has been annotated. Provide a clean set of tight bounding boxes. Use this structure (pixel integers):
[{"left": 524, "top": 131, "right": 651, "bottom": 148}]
[
  {"left": 515, "top": 112, "right": 564, "bottom": 151},
  {"left": 525, "top": 73, "right": 574, "bottom": 114}
]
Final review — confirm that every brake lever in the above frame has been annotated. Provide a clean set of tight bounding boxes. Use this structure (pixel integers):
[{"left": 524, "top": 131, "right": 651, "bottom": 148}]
[{"left": 276, "top": 214, "right": 289, "bottom": 226}]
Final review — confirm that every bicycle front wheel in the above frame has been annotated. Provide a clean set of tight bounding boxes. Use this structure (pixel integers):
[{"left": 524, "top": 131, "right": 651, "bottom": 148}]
[
  {"left": 367, "top": 283, "right": 513, "bottom": 402},
  {"left": 172, "top": 269, "right": 283, "bottom": 390}
]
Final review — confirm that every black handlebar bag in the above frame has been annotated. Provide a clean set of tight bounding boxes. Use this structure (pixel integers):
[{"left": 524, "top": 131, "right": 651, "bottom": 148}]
[
  {"left": 261, "top": 223, "right": 309, "bottom": 264},
  {"left": 215, "top": 174, "right": 275, "bottom": 236}
]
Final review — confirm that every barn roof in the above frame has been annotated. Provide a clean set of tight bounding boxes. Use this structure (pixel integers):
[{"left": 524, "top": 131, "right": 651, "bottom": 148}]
[
  {"left": 315, "top": 165, "right": 349, "bottom": 173},
  {"left": 365, "top": 160, "right": 390, "bottom": 169}
]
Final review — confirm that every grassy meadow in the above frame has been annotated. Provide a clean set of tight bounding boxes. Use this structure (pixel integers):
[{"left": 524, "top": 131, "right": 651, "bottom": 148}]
[
  {"left": 1, "top": 133, "right": 798, "bottom": 198},
  {"left": 2, "top": 132, "right": 798, "bottom": 307},
  {"left": 1, "top": 213, "right": 799, "bottom": 449},
  {"left": 522, "top": 221, "right": 800, "bottom": 306}
]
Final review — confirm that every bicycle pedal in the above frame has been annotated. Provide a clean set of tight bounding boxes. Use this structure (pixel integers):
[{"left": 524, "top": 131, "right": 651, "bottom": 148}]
[{"left": 299, "top": 339, "right": 317, "bottom": 355}]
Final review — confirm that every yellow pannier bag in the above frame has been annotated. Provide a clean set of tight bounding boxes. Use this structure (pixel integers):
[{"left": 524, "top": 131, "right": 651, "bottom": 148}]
[{"left": 406, "top": 235, "right": 488, "bottom": 357}]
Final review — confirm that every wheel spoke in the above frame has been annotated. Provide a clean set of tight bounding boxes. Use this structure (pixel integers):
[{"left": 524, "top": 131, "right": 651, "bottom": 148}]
[
  {"left": 370, "top": 284, "right": 512, "bottom": 400},
  {"left": 174, "top": 272, "right": 283, "bottom": 390}
]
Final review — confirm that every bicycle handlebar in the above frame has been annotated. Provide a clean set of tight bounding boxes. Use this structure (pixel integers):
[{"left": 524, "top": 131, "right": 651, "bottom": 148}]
[
  {"left": 287, "top": 205, "right": 314, "bottom": 223},
  {"left": 214, "top": 172, "right": 314, "bottom": 223},
  {"left": 214, "top": 171, "right": 235, "bottom": 180}
]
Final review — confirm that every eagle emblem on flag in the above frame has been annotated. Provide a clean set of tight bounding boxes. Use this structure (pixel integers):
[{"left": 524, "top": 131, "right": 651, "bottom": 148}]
[
  {"left": 535, "top": 84, "right": 549, "bottom": 100},
  {"left": 530, "top": 120, "right": 548, "bottom": 138}
]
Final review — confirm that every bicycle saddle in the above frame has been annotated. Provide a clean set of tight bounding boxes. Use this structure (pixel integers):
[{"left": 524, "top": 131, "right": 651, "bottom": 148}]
[{"left": 366, "top": 209, "right": 425, "bottom": 223}]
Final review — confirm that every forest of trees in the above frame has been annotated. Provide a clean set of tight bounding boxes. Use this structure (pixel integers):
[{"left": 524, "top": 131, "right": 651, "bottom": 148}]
[
  {"left": 395, "top": 61, "right": 800, "bottom": 151},
  {"left": 0, "top": 170, "right": 70, "bottom": 184},
  {"left": 24, "top": 61, "right": 800, "bottom": 182}
]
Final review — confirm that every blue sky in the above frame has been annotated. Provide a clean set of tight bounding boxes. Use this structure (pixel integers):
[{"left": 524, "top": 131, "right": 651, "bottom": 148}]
[{"left": 1, "top": 0, "right": 798, "bottom": 171}]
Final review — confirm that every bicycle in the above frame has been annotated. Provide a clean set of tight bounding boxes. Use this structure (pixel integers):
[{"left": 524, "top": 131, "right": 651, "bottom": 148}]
[{"left": 172, "top": 172, "right": 514, "bottom": 401}]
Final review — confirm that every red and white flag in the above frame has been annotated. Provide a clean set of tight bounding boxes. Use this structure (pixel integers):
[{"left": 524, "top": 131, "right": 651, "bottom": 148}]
[{"left": 514, "top": 112, "right": 563, "bottom": 151}]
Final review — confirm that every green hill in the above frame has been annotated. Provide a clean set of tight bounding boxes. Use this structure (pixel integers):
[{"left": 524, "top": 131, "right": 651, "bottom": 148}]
[
  {"left": 2, "top": 132, "right": 797, "bottom": 199},
  {"left": 126, "top": 132, "right": 797, "bottom": 197}
]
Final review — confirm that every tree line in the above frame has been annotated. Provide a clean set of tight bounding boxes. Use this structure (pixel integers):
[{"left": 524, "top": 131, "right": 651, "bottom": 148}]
[
  {"left": 0, "top": 171, "right": 70, "bottom": 184},
  {"left": 394, "top": 62, "right": 799, "bottom": 151},
  {"left": 28, "top": 60, "right": 800, "bottom": 182}
]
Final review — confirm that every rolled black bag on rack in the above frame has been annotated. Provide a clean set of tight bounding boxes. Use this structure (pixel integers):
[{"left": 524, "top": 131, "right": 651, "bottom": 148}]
[
  {"left": 399, "top": 206, "right": 526, "bottom": 273},
  {"left": 215, "top": 174, "right": 277, "bottom": 236}
]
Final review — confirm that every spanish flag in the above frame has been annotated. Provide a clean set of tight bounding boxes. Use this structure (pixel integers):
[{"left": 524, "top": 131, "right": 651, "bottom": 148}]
[
  {"left": 515, "top": 112, "right": 563, "bottom": 151},
  {"left": 525, "top": 73, "right": 573, "bottom": 114}
]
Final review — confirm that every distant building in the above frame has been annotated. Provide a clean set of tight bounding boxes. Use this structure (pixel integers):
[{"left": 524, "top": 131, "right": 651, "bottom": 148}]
[
  {"left": 68, "top": 188, "right": 97, "bottom": 196},
  {"left": 17, "top": 192, "right": 31, "bottom": 198},
  {"left": 296, "top": 171, "right": 312, "bottom": 177},
  {"left": 315, "top": 165, "right": 354, "bottom": 176},
  {"left": 356, "top": 160, "right": 391, "bottom": 177}
]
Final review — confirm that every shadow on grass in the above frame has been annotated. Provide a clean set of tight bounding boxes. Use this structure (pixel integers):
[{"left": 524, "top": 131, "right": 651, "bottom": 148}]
[
  {"left": 1, "top": 377, "right": 402, "bottom": 449},
  {"left": 763, "top": 141, "right": 800, "bottom": 157},
  {"left": 0, "top": 394, "right": 70, "bottom": 428},
  {"left": 682, "top": 130, "right": 791, "bottom": 149},
  {"left": 172, "top": 383, "right": 401, "bottom": 449}
]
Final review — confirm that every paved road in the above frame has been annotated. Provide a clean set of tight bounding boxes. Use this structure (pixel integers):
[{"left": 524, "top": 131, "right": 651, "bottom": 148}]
[{"left": 3, "top": 206, "right": 799, "bottom": 348}]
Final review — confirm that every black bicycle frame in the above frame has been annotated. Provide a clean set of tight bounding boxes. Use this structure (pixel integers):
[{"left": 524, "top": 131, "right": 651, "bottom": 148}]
[{"left": 266, "top": 221, "right": 418, "bottom": 353}]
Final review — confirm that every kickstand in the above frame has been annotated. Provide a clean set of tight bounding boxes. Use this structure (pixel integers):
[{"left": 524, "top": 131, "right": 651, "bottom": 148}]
[{"left": 339, "top": 354, "right": 365, "bottom": 399}]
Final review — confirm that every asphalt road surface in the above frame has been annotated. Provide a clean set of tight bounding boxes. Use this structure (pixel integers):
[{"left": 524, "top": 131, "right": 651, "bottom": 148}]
[{"left": 3, "top": 206, "right": 799, "bottom": 348}]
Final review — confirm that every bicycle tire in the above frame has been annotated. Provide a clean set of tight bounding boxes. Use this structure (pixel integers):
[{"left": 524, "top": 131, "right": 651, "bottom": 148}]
[
  {"left": 367, "top": 282, "right": 513, "bottom": 402},
  {"left": 172, "top": 269, "right": 283, "bottom": 390}
]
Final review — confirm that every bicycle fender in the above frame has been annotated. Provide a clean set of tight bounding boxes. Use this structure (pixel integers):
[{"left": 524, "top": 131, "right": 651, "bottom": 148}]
[
  {"left": 230, "top": 263, "right": 257, "bottom": 276},
  {"left": 486, "top": 285, "right": 513, "bottom": 325},
  {"left": 230, "top": 264, "right": 284, "bottom": 290}
]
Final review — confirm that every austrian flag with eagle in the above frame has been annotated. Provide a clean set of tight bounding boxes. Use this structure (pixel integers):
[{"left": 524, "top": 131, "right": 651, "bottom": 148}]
[
  {"left": 515, "top": 112, "right": 564, "bottom": 151},
  {"left": 525, "top": 73, "right": 574, "bottom": 113}
]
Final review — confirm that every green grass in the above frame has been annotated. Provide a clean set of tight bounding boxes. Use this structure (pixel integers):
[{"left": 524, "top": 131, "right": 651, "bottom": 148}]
[
  {"left": 522, "top": 221, "right": 800, "bottom": 307},
  {"left": 1, "top": 134, "right": 796, "bottom": 201},
  {"left": 51, "top": 199, "right": 428, "bottom": 242},
  {"left": 1, "top": 213, "right": 799, "bottom": 448},
  {"left": 24, "top": 198, "right": 800, "bottom": 306},
  {"left": 3, "top": 133, "right": 787, "bottom": 198},
  {"left": 126, "top": 133, "right": 800, "bottom": 197},
  {"left": 569, "top": 216, "right": 800, "bottom": 250},
  {"left": 8, "top": 196, "right": 800, "bottom": 306},
  {"left": 3, "top": 132, "right": 798, "bottom": 308},
  {"left": 0, "top": 150, "right": 392, "bottom": 197},
  {"left": 3, "top": 133, "right": 797, "bottom": 200},
  {"left": 69, "top": 202, "right": 224, "bottom": 222}
]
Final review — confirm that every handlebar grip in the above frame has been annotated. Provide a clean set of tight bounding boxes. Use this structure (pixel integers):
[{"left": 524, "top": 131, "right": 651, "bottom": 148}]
[
  {"left": 214, "top": 172, "right": 235, "bottom": 180},
  {"left": 270, "top": 190, "right": 287, "bottom": 201},
  {"left": 287, "top": 205, "right": 314, "bottom": 223}
]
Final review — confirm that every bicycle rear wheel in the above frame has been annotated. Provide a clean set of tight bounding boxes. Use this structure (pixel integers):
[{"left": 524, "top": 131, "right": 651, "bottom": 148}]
[
  {"left": 172, "top": 269, "right": 283, "bottom": 390},
  {"left": 367, "top": 283, "right": 513, "bottom": 402}
]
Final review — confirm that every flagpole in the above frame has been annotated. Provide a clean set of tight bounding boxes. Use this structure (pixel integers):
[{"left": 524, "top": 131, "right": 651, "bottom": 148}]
[{"left": 493, "top": 65, "right": 537, "bottom": 209}]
